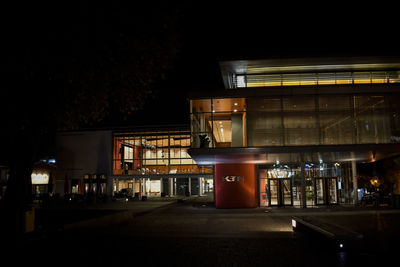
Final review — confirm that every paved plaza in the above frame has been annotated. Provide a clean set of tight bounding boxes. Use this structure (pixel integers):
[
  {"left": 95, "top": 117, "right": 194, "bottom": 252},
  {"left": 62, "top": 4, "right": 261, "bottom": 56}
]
[{"left": 6, "top": 199, "right": 400, "bottom": 266}]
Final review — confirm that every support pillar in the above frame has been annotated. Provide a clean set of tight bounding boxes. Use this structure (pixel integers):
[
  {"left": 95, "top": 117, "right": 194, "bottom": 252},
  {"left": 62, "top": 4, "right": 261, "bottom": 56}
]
[
  {"left": 169, "top": 178, "right": 174, "bottom": 197},
  {"left": 199, "top": 177, "right": 203, "bottom": 196},
  {"left": 352, "top": 160, "right": 358, "bottom": 206},
  {"left": 139, "top": 178, "right": 142, "bottom": 197},
  {"left": 301, "top": 161, "right": 307, "bottom": 208},
  {"left": 188, "top": 177, "right": 191, "bottom": 196}
]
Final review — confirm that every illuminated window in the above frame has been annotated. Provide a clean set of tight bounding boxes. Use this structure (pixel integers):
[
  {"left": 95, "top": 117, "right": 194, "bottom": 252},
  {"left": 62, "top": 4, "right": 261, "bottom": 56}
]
[
  {"left": 236, "top": 71, "right": 396, "bottom": 88},
  {"left": 237, "top": 75, "right": 246, "bottom": 87}
]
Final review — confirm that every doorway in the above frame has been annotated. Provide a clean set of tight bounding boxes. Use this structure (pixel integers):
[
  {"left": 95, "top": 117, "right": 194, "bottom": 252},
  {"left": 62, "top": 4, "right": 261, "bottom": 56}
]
[
  {"left": 314, "top": 177, "right": 338, "bottom": 205},
  {"left": 268, "top": 178, "right": 293, "bottom": 206}
]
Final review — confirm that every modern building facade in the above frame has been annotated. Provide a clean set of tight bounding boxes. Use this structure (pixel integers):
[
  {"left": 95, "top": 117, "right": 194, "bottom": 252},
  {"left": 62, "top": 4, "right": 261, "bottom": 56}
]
[
  {"left": 112, "top": 126, "right": 213, "bottom": 198},
  {"left": 54, "top": 126, "right": 213, "bottom": 199},
  {"left": 188, "top": 57, "right": 400, "bottom": 208}
]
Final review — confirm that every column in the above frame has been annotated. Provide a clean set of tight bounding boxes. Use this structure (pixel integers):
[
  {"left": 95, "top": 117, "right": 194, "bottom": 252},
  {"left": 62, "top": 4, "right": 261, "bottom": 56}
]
[
  {"left": 352, "top": 159, "right": 358, "bottom": 206},
  {"left": 199, "top": 177, "right": 203, "bottom": 196},
  {"left": 169, "top": 178, "right": 173, "bottom": 197},
  {"left": 301, "top": 161, "right": 307, "bottom": 208},
  {"left": 160, "top": 178, "right": 163, "bottom": 196},
  {"left": 188, "top": 177, "right": 191, "bottom": 196},
  {"left": 231, "top": 113, "right": 243, "bottom": 147},
  {"left": 139, "top": 178, "right": 142, "bottom": 197}
]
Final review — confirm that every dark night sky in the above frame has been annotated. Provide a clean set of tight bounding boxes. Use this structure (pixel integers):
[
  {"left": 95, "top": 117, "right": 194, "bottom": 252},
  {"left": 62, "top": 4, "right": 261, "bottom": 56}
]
[
  {"left": 137, "top": 3, "right": 400, "bottom": 127},
  {"left": 2, "top": 2, "right": 399, "bottom": 129}
]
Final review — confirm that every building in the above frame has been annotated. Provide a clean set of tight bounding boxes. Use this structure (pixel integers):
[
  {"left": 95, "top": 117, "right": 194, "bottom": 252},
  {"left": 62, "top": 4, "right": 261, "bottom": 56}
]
[
  {"left": 188, "top": 57, "right": 400, "bottom": 208},
  {"left": 54, "top": 129, "right": 113, "bottom": 197},
  {"left": 111, "top": 126, "right": 213, "bottom": 198},
  {"left": 54, "top": 126, "right": 213, "bottom": 199}
]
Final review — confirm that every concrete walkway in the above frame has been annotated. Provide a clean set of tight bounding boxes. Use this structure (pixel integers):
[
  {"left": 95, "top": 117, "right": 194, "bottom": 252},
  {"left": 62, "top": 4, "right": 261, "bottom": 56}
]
[{"left": 13, "top": 199, "right": 400, "bottom": 267}]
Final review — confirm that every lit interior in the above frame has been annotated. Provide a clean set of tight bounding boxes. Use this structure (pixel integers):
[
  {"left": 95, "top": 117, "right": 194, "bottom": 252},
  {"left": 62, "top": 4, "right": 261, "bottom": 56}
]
[
  {"left": 237, "top": 71, "right": 400, "bottom": 88},
  {"left": 212, "top": 120, "right": 232, "bottom": 143}
]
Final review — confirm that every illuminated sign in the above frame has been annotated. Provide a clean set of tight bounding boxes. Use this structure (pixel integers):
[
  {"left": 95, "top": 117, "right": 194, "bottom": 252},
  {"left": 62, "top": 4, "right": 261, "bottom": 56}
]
[
  {"left": 31, "top": 173, "right": 49, "bottom": 185},
  {"left": 223, "top": 176, "right": 244, "bottom": 182}
]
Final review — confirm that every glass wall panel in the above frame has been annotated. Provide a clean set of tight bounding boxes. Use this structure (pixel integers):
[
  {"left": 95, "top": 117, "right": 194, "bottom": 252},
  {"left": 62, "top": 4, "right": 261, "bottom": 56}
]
[
  {"left": 388, "top": 95, "right": 400, "bottom": 139},
  {"left": 353, "top": 72, "right": 371, "bottom": 84},
  {"left": 354, "top": 96, "right": 391, "bottom": 143},
  {"left": 319, "top": 96, "right": 353, "bottom": 144},
  {"left": 191, "top": 99, "right": 212, "bottom": 113},
  {"left": 335, "top": 72, "right": 352, "bottom": 84},
  {"left": 245, "top": 94, "right": 400, "bottom": 147},
  {"left": 283, "top": 95, "right": 318, "bottom": 145},
  {"left": 282, "top": 74, "right": 301, "bottom": 86},
  {"left": 284, "top": 114, "right": 318, "bottom": 145},
  {"left": 191, "top": 112, "right": 213, "bottom": 148},
  {"left": 318, "top": 73, "right": 336, "bottom": 85},
  {"left": 388, "top": 71, "right": 400, "bottom": 83},
  {"left": 236, "top": 71, "right": 396, "bottom": 88},
  {"left": 191, "top": 98, "right": 246, "bottom": 148},
  {"left": 113, "top": 131, "right": 205, "bottom": 176},
  {"left": 247, "top": 98, "right": 283, "bottom": 146}
]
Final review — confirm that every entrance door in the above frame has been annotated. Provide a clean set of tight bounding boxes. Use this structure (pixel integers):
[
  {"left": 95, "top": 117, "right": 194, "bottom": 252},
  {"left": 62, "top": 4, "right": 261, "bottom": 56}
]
[
  {"left": 268, "top": 179, "right": 293, "bottom": 206},
  {"left": 314, "top": 177, "right": 338, "bottom": 205}
]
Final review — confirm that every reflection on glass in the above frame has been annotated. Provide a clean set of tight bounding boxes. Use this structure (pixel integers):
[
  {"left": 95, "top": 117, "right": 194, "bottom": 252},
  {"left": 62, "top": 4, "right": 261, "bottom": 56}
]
[
  {"left": 282, "top": 180, "right": 292, "bottom": 205},
  {"left": 329, "top": 179, "right": 338, "bottom": 204},
  {"left": 238, "top": 71, "right": 399, "bottom": 88},
  {"left": 213, "top": 120, "right": 232, "bottom": 144},
  {"left": 316, "top": 179, "right": 324, "bottom": 205},
  {"left": 269, "top": 180, "right": 279, "bottom": 206}
]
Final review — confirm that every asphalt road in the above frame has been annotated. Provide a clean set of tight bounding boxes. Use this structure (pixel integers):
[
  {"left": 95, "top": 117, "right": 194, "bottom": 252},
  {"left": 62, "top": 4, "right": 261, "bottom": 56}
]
[{"left": 7, "top": 202, "right": 400, "bottom": 267}]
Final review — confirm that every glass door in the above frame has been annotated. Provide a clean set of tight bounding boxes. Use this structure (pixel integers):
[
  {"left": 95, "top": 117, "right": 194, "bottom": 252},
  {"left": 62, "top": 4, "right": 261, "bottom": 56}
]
[
  {"left": 282, "top": 179, "right": 293, "bottom": 206},
  {"left": 267, "top": 179, "right": 293, "bottom": 206},
  {"left": 328, "top": 178, "right": 338, "bottom": 204},
  {"left": 268, "top": 179, "right": 279, "bottom": 206},
  {"left": 315, "top": 178, "right": 325, "bottom": 205},
  {"left": 314, "top": 177, "right": 338, "bottom": 205}
]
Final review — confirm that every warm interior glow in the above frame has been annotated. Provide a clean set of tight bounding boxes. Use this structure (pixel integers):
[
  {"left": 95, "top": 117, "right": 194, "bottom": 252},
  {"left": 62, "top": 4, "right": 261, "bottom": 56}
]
[
  {"left": 241, "top": 71, "right": 399, "bottom": 88},
  {"left": 31, "top": 172, "right": 49, "bottom": 185},
  {"left": 212, "top": 120, "right": 232, "bottom": 143},
  {"left": 145, "top": 179, "right": 161, "bottom": 194}
]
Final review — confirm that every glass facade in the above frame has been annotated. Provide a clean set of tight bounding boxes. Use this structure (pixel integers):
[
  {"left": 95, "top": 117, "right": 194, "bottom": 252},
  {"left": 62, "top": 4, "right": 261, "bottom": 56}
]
[
  {"left": 235, "top": 71, "right": 400, "bottom": 88},
  {"left": 259, "top": 162, "right": 353, "bottom": 207},
  {"left": 190, "top": 58, "right": 400, "bottom": 208},
  {"left": 112, "top": 130, "right": 213, "bottom": 198},
  {"left": 113, "top": 131, "right": 213, "bottom": 175},
  {"left": 191, "top": 98, "right": 247, "bottom": 148},
  {"left": 191, "top": 94, "right": 400, "bottom": 148}
]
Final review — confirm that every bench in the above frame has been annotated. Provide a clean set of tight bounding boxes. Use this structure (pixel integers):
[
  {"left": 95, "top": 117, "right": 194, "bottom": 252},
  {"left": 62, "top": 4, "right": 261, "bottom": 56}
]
[{"left": 292, "top": 216, "right": 363, "bottom": 250}]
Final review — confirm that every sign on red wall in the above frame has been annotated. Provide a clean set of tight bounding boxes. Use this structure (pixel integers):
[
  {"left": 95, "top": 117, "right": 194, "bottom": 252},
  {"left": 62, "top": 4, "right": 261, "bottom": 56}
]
[
  {"left": 215, "top": 164, "right": 256, "bottom": 208},
  {"left": 222, "top": 176, "right": 244, "bottom": 182}
]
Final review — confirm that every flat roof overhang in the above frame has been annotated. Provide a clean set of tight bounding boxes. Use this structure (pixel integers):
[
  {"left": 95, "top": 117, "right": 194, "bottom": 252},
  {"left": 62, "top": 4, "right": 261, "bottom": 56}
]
[
  {"left": 219, "top": 57, "right": 400, "bottom": 89},
  {"left": 220, "top": 57, "right": 400, "bottom": 75},
  {"left": 188, "top": 144, "right": 400, "bottom": 165}
]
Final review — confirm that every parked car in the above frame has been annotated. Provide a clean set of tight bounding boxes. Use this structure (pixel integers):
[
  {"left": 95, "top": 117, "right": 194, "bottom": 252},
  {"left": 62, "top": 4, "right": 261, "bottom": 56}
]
[
  {"left": 361, "top": 191, "right": 391, "bottom": 207},
  {"left": 113, "top": 188, "right": 133, "bottom": 198}
]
